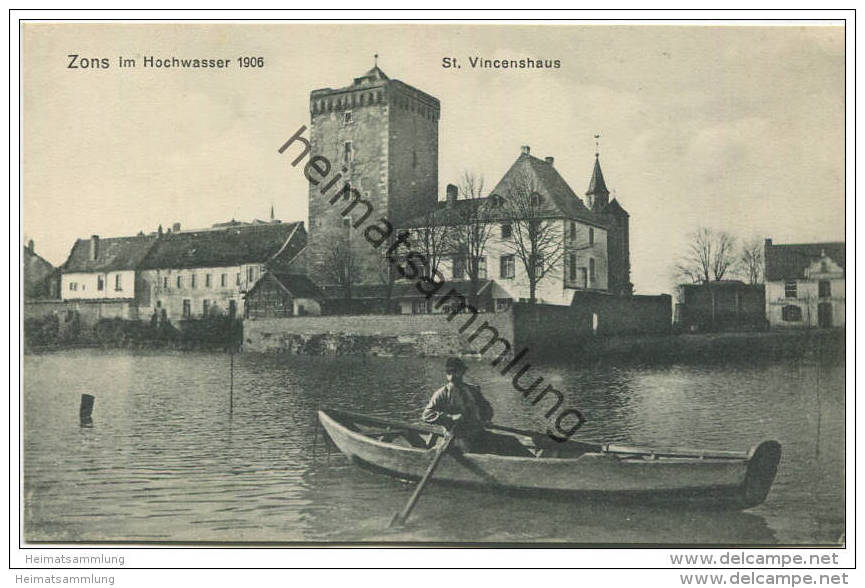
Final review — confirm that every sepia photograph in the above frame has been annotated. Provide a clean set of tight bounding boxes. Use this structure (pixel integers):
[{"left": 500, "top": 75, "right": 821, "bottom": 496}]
[{"left": 17, "top": 16, "right": 849, "bottom": 557}]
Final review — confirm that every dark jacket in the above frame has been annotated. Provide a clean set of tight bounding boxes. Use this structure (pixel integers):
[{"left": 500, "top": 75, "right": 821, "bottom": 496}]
[{"left": 421, "top": 381, "right": 493, "bottom": 430}]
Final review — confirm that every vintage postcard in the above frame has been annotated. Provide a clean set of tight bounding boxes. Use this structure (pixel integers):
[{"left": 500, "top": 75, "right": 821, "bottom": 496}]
[{"left": 17, "top": 16, "right": 850, "bottom": 566}]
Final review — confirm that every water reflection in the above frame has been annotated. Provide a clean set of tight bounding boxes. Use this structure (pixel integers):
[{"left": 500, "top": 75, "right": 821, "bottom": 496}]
[{"left": 22, "top": 350, "right": 844, "bottom": 544}]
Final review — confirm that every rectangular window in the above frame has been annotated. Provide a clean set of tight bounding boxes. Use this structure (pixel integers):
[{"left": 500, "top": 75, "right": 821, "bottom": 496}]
[
  {"left": 501, "top": 223, "right": 512, "bottom": 239},
  {"left": 569, "top": 253, "right": 577, "bottom": 281},
  {"left": 500, "top": 255, "right": 515, "bottom": 279},
  {"left": 589, "top": 258, "right": 596, "bottom": 281},
  {"left": 163, "top": 277, "right": 169, "bottom": 289},
  {"left": 452, "top": 256, "right": 466, "bottom": 280},
  {"left": 205, "top": 274, "right": 212, "bottom": 288},
  {"left": 589, "top": 227, "right": 595, "bottom": 245},
  {"left": 69, "top": 282, "right": 77, "bottom": 291},
  {"left": 203, "top": 300, "right": 210, "bottom": 316},
  {"left": 97, "top": 276, "right": 104, "bottom": 291},
  {"left": 221, "top": 273, "right": 227, "bottom": 287},
  {"left": 477, "top": 256, "right": 487, "bottom": 279},
  {"left": 495, "top": 298, "right": 512, "bottom": 313},
  {"left": 236, "top": 273, "right": 241, "bottom": 286},
  {"left": 570, "top": 222, "right": 576, "bottom": 241},
  {"left": 247, "top": 266, "right": 255, "bottom": 282},
  {"left": 182, "top": 299, "right": 191, "bottom": 319},
  {"left": 344, "top": 111, "right": 352, "bottom": 125},
  {"left": 580, "top": 268, "right": 588, "bottom": 288},
  {"left": 785, "top": 280, "right": 797, "bottom": 298},
  {"left": 177, "top": 276, "right": 182, "bottom": 289},
  {"left": 343, "top": 141, "right": 353, "bottom": 163},
  {"left": 782, "top": 305, "right": 802, "bottom": 322},
  {"left": 114, "top": 274, "right": 122, "bottom": 291},
  {"left": 819, "top": 280, "right": 831, "bottom": 298},
  {"left": 191, "top": 274, "right": 197, "bottom": 289}
]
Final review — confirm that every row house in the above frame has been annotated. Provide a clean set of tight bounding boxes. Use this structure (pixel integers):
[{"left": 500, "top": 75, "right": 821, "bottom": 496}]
[
  {"left": 137, "top": 221, "right": 306, "bottom": 321},
  {"left": 59, "top": 220, "right": 307, "bottom": 322},
  {"left": 60, "top": 233, "right": 156, "bottom": 319},
  {"left": 764, "top": 239, "right": 845, "bottom": 329}
]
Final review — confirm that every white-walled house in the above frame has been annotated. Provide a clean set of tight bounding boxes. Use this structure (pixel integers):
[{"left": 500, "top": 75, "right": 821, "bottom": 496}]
[
  {"left": 61, "top": 234, "right": 155, "bottom": 303},
  {"left": 398, "top": 147, "right": 620, "bottom": 311},
  {"left": 764, "top": 239, "right": 845, "bottom": 329}
]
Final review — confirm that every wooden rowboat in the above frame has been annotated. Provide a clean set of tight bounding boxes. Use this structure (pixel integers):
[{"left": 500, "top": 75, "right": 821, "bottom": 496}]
[{"left": 318, "top": 408, "right": 782, "bottom": 509}]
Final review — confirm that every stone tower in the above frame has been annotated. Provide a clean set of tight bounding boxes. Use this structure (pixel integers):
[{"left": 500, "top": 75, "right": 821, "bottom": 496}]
[
  {"left": 586, "top": 155, "right": 631, "bottom": 295},
  {"left": 305, "top": 62, "right": 440, "bottom": 287}
]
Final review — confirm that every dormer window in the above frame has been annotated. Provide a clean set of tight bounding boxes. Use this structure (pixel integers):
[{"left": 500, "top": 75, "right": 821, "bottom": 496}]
[
  {"left": 501, "top": 223, "right": 512, "bottom": 239},
  {"left": 488, "top": 194, "right": 504, "bottom": 208},
  {"left": 530, "top": 192, "right": 542, "bottom": 207}
]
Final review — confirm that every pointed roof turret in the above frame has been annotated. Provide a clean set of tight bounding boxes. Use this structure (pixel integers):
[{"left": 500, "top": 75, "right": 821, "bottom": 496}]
[{"left": 586, "top": 155, "right": 609, "bottom": 197}]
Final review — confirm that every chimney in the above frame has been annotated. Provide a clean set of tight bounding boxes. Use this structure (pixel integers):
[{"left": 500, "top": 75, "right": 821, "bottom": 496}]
[
  {"left": 172, "top": 222, "right": 181, "bottom": 233},
  {"left": 446, "top": 183, "right": 458, "bottom": 206},
  {"left": 157, "top": 224, "right": 163, "bottom": 238},
  {"left": 764, "top": 238, "right": 773, "bottom": 247},
  {"left": 27, "top": 239, "right": 34, "bottom": 253},
  {"left": 545, "top": 156, "right": 554, "bottom": 166},
  {"left": 90, "top": 235, "right": 100, "bottom": 261},
  {"left": 521, "top": 145, "right": 531, "bottom": 156}
]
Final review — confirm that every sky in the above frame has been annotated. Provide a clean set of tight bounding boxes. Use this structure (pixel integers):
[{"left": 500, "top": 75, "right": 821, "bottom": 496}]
[{"left": 21, "top": 23, "right": 845, "bottom": 295}]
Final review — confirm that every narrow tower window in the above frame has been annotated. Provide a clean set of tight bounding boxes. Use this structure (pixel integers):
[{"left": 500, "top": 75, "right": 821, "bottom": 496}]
[
  {"left": 343, "top": 141, "right": 353, "bottom": 163},
  {"left": 344, "top": 111, "right": 352, "bottom": 125}
]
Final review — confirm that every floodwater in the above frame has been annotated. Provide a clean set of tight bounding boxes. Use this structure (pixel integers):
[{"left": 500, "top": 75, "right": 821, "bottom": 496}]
[{"left": 22, "top": 349, "right": 845, "bottom": 545}]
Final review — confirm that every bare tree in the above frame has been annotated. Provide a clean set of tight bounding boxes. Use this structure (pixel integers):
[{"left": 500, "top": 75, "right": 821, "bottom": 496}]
[
  {"left": 739, "top": 237, "right": 764, "bottom": 285},
  {"left": 412, "top": 208, "right": 451, "bottom": 283},
  {"left": 322, "top": 241, "right": 358, "bottom": 301},
  {"left": 451, "top": 172, "right": 495, "bottom": 308},
  {"left": 502, "top": 169, "right": 565, "bottom": 304},
  {"left": 675, "top": 227, "right": 737, "bottom": 284}
]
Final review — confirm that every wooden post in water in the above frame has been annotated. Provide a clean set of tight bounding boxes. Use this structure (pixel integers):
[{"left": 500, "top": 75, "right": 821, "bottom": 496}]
[
  {"left": 229, "top": 351, "right": 234, "bottom": 415},
  {"left": 79, "top": 394, "right": 94, "bottom": 426}
]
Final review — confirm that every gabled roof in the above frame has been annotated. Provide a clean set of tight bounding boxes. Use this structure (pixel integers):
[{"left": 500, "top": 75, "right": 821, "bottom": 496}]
[
  {"left": 63, "top": 235, "right": 156, "bottom": 273},
  {"left": 764, "top": 241, "right": 846, "bottom": 281},
  {"left": 586, "top": 155, "right": 609, "bottom": 196},
  {"left": 487, "top": 152, "right": 607, "bottom": 227},
  {"left": 245, "top": 271, "right": 324, "bottom": 300},
  {"left": 139, "top": 222, "right": 305, "bottom": 270},
  {"left": 402, "top": 153, "right": 609, "bottom": 229}
]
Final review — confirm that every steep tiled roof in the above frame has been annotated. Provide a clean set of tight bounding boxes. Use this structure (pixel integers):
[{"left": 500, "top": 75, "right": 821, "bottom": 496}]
[
  {"left": 488, "top": 153, "right": 607, "bottom": 227},
  {"left": 764, "top": 241, "right": 845, "bottom": 281},
  {"left": 402, "top": 153, "right": 609, "bottom": 229},
  {"left": 63, "top": 235, "right": 156, "bottom": 273},
  {"left": 139, "top": 222, "right": 305, "bottom": 270}
]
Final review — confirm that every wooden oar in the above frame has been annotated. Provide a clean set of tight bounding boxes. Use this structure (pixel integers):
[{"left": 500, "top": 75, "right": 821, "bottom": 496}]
[{"left": 389, "top": 430, "right": 455, "bottom": 527}]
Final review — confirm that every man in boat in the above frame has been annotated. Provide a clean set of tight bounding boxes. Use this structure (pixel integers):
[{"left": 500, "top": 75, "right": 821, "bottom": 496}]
[{"left": 422, "top": 357, "right": 532, "bottom": 456}]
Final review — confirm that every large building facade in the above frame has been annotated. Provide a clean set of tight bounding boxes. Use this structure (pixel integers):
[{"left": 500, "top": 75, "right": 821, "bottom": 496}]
[{"left": 304, "top": 64, "right": 440, "bottom": 286}]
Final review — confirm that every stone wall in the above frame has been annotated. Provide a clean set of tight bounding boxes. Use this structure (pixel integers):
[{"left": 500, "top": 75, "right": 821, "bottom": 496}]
[
  {"left": 243, "top": 310, "right": 514, "bottom": 358},
  {"left": 24, "top": 298, "right": 139, "bottom": 328},
  {"left": 570, "top": 291, "right": 672, "bottom": 336}
]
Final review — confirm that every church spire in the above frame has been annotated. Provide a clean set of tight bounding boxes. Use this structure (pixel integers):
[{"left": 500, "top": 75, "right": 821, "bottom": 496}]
[{"left": 585, "top": 145, "right": 610, "bottom": 211}]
